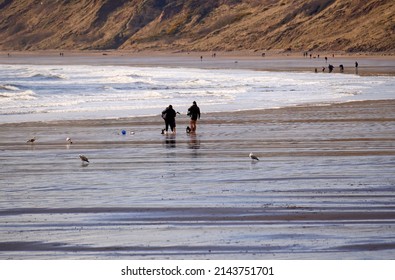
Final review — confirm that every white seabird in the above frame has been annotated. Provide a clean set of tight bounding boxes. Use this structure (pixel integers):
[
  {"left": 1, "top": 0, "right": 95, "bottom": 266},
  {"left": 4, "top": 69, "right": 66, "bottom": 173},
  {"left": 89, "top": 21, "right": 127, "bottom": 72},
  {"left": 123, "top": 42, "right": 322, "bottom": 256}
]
[
  {"left": 66, "top": 137, "right": 73, "bottom": 144},
  {"left": 79, "top": 154, "right": 89, "bottom": 163},
  {"left": 249, "top": 152, "right": 259, "bottom": 161}
]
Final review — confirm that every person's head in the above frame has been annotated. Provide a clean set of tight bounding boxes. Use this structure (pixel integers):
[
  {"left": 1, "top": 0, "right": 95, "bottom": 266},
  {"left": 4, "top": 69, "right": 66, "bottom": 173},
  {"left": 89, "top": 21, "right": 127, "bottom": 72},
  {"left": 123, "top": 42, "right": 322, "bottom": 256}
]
[
  {"left": 193, "top": 101, "right": 197, "bottom": 105},
  {"left": 168, "top": 105, "right": 173, "bottom": 109}
]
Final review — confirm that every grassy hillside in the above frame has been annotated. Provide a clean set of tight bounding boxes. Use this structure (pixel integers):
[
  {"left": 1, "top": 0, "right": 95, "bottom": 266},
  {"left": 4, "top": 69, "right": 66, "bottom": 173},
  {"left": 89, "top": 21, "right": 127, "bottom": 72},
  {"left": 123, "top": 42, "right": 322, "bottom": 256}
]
[{"left": 0, "top": 0, "right": 394, "bottom": 52}]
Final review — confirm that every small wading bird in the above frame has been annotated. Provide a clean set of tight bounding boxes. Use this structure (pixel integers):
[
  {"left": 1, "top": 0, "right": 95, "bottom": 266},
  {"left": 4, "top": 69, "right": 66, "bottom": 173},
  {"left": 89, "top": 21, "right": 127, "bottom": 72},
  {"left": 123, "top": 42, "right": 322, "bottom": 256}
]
[
  {"left": 66, "top": 137, "right": 73, "bottom": 144},
  {"left": 79, "top": 154, "right": 89, "bottom": 163},
  {"left": 26, "top": 137, "right": 36, "bottom": 143},
  {"left": 249, "top": 152, "right": 259, "bottom": 161}
]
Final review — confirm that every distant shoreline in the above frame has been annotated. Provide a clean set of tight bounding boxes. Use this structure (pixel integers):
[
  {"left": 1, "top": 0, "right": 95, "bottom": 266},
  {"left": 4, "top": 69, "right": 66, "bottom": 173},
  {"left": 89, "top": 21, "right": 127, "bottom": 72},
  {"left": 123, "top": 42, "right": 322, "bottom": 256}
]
[
  {"left": 1, "top": 50, "right": 395, "bottom": 76},
  {"left": 1, "top": 49, "right": 395, "bottom": 57}
]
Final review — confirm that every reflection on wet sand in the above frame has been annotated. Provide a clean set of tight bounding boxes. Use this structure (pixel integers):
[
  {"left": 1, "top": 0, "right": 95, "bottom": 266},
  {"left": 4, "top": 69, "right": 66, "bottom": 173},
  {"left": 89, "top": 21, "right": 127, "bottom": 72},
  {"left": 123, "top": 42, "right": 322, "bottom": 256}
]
[{"left": 0, "top": 100, "right": 394, "bottom": 259}]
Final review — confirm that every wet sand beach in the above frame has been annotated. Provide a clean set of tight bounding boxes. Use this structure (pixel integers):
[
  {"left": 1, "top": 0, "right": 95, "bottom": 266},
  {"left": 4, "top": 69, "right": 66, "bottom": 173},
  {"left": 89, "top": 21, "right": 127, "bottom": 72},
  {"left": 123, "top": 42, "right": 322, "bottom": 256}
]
[
  {"left": 1, "top": 50, "right": 395, "bottom": 75},
  {"left": 1, "top": 99, "right": 395, "bottom": 259}
]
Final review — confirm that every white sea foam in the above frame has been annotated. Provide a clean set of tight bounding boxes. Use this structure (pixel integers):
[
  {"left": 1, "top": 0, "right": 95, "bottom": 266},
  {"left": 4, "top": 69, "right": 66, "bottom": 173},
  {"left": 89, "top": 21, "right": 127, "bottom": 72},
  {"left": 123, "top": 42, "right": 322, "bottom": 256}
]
[
  {"left": 0, "top": 89, "right": 36, "bottom": 101},
  {"left": 0, "top": 64, "right": 394, "bottom": 123}
]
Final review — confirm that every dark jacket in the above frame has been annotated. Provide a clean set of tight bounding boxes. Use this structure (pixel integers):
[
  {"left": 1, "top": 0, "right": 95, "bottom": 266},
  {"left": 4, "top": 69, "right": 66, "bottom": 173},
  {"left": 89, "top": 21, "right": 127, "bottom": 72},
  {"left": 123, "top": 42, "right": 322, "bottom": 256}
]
[
  {"left": 162, "top": 107, "right": 177, "bottom": 121},
  {"left": 187, "top": 104, "right": 200, "bottom": 121}
]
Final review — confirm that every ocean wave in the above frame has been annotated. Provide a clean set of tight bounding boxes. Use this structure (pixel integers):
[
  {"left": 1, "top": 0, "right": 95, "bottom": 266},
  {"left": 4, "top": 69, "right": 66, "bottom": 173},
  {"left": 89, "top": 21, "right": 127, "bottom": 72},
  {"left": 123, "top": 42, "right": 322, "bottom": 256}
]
[
  {"left": 0, "top": 110, "right": 46, "bottom": 115},
  {"left": 1, "top": 64, "right": 394, "bottom": 124},
  {"left": 29, "top": 73, "right": 67, "bottom": 80},
  {"left": 0, "top": 90, "right": 36, "bottom": 100},
  {"left": 128, "top": 74, "right": 146, "bottom": 79},
  {"left": 102, "top": 85, "right": 116, "bottom": 91},
  {"left": 0, "top": 84, "right": 20, "bottom": 91}
]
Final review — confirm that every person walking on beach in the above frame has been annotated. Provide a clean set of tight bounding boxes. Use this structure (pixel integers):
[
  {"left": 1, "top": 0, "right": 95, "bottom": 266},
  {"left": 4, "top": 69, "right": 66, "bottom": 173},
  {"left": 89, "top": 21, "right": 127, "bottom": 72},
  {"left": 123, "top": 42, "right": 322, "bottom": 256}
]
[
  {"left": 162, "top": 105, "right": 177, "bottom": 134},
  {"left": 187, "top": 101, "right": 201, "bottom": 133}
]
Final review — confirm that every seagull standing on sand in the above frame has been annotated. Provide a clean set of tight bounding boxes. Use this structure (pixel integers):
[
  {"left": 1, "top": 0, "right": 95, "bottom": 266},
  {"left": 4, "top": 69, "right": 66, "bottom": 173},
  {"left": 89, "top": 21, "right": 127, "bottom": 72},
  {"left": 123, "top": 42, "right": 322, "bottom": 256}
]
[
  {"left": 249, "top": 152, "right": 259, "bottom": 161},
  {"left": 66, "top": 137, "right": 73, "bottom": 144},
  {"left": 27, "top": 137, "right": 36, "bottom": 143},
  {"left": 79, "top": 154, "right": 89, "bottom": 163}
]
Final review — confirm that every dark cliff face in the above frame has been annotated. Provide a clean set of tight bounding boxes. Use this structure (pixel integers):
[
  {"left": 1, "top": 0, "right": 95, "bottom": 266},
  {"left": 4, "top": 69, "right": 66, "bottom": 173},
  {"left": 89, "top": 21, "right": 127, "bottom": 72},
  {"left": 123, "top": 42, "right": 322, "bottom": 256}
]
[{"left": 0, "top": 0, "right": 394, "bottom": 52}]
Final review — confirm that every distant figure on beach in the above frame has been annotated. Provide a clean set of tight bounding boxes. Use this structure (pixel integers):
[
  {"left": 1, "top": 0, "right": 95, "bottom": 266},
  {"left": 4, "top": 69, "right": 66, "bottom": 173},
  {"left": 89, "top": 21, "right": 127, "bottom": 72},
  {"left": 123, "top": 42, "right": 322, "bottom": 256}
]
[
  {"left": 162, "top": 105, "right": 177, "bottom": 134},
  {"left": 355, "top": 61, "right": 359, "bottom": 74},
  {"left": 339, "top": 64, "right": 344, "bottom": 73},
  {"left": 200, "top": 56, "right": 203, "bottom": 61},
  {"left": 187, "top": 101, "right": 201, "bottom": 133},
  {"left": 325, "top": 56, "right": 328, "bottom": 63},
  {"left": 328, "top": 64, "right": 334, "bottom": 73}
]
